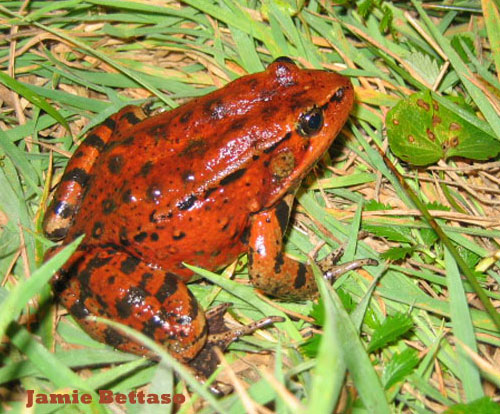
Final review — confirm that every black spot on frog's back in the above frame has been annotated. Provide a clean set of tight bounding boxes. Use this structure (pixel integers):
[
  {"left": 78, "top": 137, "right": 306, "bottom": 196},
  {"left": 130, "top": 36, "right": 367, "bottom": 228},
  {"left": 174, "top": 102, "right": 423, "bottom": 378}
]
[
  {"left": 108, "top": 155, "right": 124, "bottom": 175},
  {"left": 139, "top": 161, "right": 154, "bottom": 177},
  {"left": 177, "top": 194, "right": 197, "bottom": 211},
  {"left": 172, "top": 230, "right": 186, "bottom": 240},
  {"left": 102, "top": 198, "right": 117, "bottom": 215},
  {"left": 219, "top": 168, "right": 247, "bottom": 186},
  {"left": 205, "top": 98, "right": 228, "bottom": 120},
  {"left": 133, "top": 232, "right": 148, "bottom": 243},
  {"left": 179, "top": 110, "right": 193, "bottom": 124},
  {"left": 92, "top": 221, "right": 105, "bottom": 239},
  {"left": 120, "top": 256, "right": 141, "bottom": 275},
  {"left": 294, "top": 262, "right": 307, "bottom": 289},
  {"left": 70, "top": 301, "right": 90, "bottom": 319},
  {"left": 179, "top": 139, "right": 208, "bottom": 157}
]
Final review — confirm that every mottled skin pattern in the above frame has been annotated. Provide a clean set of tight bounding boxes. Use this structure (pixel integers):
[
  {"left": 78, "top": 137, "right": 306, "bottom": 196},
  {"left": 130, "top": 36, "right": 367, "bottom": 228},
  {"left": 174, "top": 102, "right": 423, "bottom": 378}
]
[{"left": 44, "top": 58, "right": 355, "bottom": 367}]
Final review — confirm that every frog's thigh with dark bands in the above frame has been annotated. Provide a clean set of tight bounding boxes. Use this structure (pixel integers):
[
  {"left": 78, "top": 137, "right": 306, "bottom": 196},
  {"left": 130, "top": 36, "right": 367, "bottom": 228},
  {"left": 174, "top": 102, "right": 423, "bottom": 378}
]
[
  {"left": 55, "top": 246, "right": 207, "bottom": 362},
  {"left": 247, "top": 194, "right": 317, "bottom": 300},
  {"left": 43, "top": 105, "right": 147, "bottom": 241}
]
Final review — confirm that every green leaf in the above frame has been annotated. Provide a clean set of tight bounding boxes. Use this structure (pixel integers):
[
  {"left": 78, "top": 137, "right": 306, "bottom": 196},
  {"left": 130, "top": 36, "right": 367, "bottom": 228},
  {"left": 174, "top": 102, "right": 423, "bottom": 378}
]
[
  {"left": 404, "top": 50, "right": 441, "bottom": 86},
  {"left": 308, "top": 291, "right": 355, "bottom": 328},
  {"left": 363, "top": 224, "right": 413, "bottom": 243},
  {"left": 382, "top": 348, "right": 419, "bottom": 389},
  {"left": 425, "top": 201, "right": 451, "bottom": 211},
  {"left": 412, "top": 0, "right": 500, "bottom": 138},
  {"left": 367, "top": 313, "right": 413, "bottom": 353},
  {"left": 455, "top": 244, "right": 481, "bottom": 268},
  {"left": 364, "top": 200, "right": 393, "bottom": 211},
  {"left": 380, "top": 246, "right": 415, "bottom": 261},
  {"left": 358, "top": 0, "right": 375, "bottom": 18},
  {"left": 379, "top": 5, "right": 393, "bottom": 34},
  {"left": 338, "top": 289, "right": 356, "bottom": 313},
  {"left": 300, "top": 334, "right": 321, "bottom": 358},
  {"left": 386, "top": 91, "right": 500, "bottom": 165},
  {"left": 420, "top": 228, "right": 438, "bottom": 247},
  {"left": 309, "top": 299, "right": 325, "bottom": 326},
  {"left": 444, "top": 397, "right": 500, "bottom": 414}
]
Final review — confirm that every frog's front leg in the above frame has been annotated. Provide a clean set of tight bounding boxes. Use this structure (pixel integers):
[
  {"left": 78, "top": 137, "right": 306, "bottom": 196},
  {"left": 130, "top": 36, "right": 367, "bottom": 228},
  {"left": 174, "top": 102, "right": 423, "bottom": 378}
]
[
  {"left": 247, "top": 194, "right": 376, "bottom": 300},
  {"left": 44, "top": 106, "right": 147, "bottom": 241},
  {"left": 54, "top": 246, "right": 207, "bottom": 362}
]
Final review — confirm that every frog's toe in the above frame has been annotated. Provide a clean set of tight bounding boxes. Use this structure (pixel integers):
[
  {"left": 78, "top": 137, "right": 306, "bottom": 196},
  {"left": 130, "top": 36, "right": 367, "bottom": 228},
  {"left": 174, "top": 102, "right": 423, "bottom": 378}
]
[{"left": 319, "top": 256, "right": 379, "bottom": 282}]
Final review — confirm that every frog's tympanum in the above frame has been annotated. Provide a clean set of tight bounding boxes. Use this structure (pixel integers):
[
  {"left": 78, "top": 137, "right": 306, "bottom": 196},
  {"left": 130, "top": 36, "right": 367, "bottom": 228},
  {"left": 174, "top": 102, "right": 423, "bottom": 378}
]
[{"left": 44, "top": 58, "right": 368, "bottom": 380}]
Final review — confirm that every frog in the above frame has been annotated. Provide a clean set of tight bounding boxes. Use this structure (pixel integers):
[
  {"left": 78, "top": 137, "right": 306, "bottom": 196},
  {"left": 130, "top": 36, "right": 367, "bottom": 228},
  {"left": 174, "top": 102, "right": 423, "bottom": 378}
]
[{"left": 43, "top": 57, "right": 374, "bottom": 380}]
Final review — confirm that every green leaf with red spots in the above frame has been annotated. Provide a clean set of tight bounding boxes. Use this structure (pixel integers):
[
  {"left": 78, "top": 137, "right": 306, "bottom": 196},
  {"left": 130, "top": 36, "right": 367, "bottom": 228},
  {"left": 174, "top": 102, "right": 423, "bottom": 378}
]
[{"left": 386, "top": 91, "right": 500, "bottom": 165}]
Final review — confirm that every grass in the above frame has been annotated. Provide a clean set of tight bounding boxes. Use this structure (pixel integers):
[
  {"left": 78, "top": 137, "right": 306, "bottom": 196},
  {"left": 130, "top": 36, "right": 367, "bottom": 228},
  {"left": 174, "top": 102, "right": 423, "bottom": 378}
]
[{"left": 1, "top": 0, "right": 499, "bottom": 413}]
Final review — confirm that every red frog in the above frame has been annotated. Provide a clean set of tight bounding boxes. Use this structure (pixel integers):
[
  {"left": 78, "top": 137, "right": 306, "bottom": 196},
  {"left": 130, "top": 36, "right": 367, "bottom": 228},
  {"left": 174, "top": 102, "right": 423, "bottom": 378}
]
[{"left": 44, "top": 57, "right": 373, "bottom": 379}]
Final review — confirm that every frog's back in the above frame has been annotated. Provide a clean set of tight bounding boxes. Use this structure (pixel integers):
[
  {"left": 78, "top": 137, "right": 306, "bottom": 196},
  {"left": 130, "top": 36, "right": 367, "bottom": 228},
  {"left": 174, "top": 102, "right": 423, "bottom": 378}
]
[{"left": 62, "top": 59, "right": 353, "bottom": 278}]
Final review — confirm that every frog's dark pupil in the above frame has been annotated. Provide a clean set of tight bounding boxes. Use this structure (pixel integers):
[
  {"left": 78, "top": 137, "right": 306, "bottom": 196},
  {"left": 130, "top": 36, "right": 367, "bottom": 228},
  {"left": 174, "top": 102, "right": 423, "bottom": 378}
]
[
  {"left": 307, "top": 112, "right": 322, "bottom": 130},
  {"left": 297, "top": 107, "right": 323, "bottom": 137}
]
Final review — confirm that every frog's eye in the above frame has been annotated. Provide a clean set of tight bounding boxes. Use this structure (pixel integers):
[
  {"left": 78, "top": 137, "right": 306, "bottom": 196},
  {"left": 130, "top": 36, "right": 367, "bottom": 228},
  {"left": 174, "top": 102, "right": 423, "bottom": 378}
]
[
  {"left": 273, "top": 56, "right": 296, "bottom": 65},
  {"left": 297, "top": 107, "right": 324, "bottom": 137}
]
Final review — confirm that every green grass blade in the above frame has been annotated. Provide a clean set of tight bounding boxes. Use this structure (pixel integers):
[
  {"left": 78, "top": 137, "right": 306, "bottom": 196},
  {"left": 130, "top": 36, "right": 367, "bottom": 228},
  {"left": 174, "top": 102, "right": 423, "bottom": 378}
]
[
  {"left": 0, "top": 237, "right": 82, "bottom": 339},
  {"left": 444, "top": 248, "right": 483, "bottom": 400},
  {"left": 306, "top": 268, "right": 345, "bottom": 414},
  {"left": 0, "top": 70, "right": 69, "bottom": 131},
  {"left": 325, "top": 273, "right": 391, "bottom": 413},
  {"left": 482, "top": 0, "right": 500, "bottom": 78}
]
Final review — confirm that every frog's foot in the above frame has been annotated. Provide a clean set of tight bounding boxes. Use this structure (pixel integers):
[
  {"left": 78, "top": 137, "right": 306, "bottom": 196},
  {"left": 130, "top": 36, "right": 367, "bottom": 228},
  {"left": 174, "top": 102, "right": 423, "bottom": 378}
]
[
  {"left": 53, "top": 246, "right": 207, "bottom": 363},
  {"left": 317, "top": 249, "right": 378, "bottom": 282},
  {"left": 188, "top": 303, "right": 284, "bottom": 395}
]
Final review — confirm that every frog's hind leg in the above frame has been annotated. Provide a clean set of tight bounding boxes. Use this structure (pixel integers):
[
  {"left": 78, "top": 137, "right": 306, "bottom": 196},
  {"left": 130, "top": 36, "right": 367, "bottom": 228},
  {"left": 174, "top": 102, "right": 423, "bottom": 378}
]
[
  {"left": 247, "top": 195, "right": 319, "bottom": 300},
  {"left": 54, "top": 246, "right": 207, "bottom": 362},
  {"left": 44, "top": 106, "right": 147, "bottom": 240},
  {"left": 247, "top": 194, "right": 377, "bottom": 301}
]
